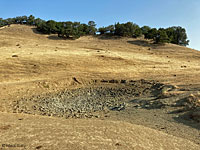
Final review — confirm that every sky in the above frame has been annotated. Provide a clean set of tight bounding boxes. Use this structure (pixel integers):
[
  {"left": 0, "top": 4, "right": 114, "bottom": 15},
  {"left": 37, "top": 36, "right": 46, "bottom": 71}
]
[{"left": 0, "top": 0, "right": 200, "bottom": 50}]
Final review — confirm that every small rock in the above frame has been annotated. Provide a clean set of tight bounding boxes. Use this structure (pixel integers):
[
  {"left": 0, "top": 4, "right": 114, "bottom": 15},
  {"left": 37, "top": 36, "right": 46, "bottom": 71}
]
[
  {"left": 109, "top": 80, "right": 118, "bottom": 83},
  {"left": 115, "top": 143, "right": 121, "bottom": 146},
  {"left": 12, "top": 55, "right": 18, "bottom": 57},
  {"left": 36, "top": 145, "right": 42, "bottom": 149},
  {"left": 120, "top": 80, "right": 126, "bottom": 84}
]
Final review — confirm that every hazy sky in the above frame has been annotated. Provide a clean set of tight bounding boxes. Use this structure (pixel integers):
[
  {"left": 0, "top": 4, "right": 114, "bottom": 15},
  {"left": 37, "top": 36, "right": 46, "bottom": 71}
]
[{"left": 0, "top": 0, "right": 199, "bottom": 50}]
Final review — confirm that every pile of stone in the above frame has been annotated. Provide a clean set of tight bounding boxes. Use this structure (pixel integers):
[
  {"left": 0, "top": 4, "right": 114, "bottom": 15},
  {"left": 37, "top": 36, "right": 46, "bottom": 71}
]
[{"left": 12, "top": 80, "right": 164, "bottom": 119}]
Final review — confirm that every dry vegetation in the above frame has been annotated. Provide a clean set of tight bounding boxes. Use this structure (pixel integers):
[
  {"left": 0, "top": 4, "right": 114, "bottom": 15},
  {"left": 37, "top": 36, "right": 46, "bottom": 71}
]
[{"left": 1, "top": 24, "right": 200, "bottom": 149}]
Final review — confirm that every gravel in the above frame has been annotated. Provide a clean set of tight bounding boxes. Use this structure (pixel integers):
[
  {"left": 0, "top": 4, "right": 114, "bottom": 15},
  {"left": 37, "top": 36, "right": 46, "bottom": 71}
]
[{"left": 12, "top": 80, "right": 165, "bottom": 118}]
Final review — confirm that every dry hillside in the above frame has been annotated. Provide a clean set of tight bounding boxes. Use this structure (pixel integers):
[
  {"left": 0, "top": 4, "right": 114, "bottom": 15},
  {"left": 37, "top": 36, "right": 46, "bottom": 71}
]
[
  {"left": 0, "top": 24, "right": 200, "bottom": 149},
  {"left": 1, "top": 25, "right": 200, "bottom": 99}
]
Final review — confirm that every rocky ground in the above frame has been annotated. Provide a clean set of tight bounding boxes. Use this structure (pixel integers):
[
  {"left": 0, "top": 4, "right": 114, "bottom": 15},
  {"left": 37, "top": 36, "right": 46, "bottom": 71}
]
[
  {"left": 11, "top": 79, "right": 200, "bottom": 145},
  {"left": 12, "top": 80, "right": 164, "bottom": 118}
]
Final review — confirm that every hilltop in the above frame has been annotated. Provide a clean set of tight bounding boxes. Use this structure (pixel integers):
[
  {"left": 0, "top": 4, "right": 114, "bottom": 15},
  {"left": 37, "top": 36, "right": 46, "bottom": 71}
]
[
  {"left": 0, "top": 15, "right": 189, "bottom": 45},
  {"left": 0, "top": 24, "right": 200, "bottom": 149},
  {"left": 0, "top": 25, "right": 199, "bottom": 92}
]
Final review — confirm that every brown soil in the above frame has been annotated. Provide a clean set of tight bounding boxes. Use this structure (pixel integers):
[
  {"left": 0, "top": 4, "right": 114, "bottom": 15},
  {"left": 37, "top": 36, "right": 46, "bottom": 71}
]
[
  {"left": 1, "top": 24, "right": 200, "bottom": 149},
  {"left": 0, "top": 112, "right": 199, "bottom": 150}
]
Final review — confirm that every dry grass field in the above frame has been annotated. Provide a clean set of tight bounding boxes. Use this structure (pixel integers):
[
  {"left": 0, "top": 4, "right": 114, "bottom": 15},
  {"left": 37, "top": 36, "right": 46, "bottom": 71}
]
[{"left": 1, "top": 24, "right": 200, "bottom": 149}]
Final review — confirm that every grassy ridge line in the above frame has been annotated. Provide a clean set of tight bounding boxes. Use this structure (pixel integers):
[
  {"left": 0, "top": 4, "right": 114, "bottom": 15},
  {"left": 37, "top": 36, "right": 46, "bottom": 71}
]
[{"left": 0, "top": 15, "right": 189, "bottom": 45}]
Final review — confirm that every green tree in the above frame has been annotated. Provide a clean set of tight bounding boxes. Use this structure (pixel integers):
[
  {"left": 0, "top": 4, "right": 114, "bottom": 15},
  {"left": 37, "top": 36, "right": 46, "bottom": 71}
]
[
  {"left": 36, "top": 21, "right": 48, "bottom": 33},
  {"left": 77, "top": 23, "right": 89, "bottom": 36},
  {"left": 57, "top": 21, "right": 81, "bottom": 39},
  {"left": 114, "top": 22, "right": 142, "bottom": 37},
  {"left": 27, "top": 15, "right": 35, "bottom": 25},
  {"left": 13, "top": 16, "right": 27, "bottom": 24},
  {"left": 35, "top": 18, "right": 45, "bottom": 27},
  {"left": 0, "top": 18, "right": 3, "bottom": 27},
  {"left": 166, "top": 26, "right": 189, "bottom": 46},
  {"left": 21, "top": 16, "right": 28, "bottom": 24},
  {"left": 98, "top": 27, "right": 108, "bottom": 35},
  {"left": 155, "top": 29, "right": 169, "bottom": 44},
  {"left": 4, "top": 18, "right": 15, "bottom": 25},
  {"left": 87, "top": 21, "right": 97, "bottom": 35},
  {"left": 114, "top": 22, "right": 125, "bottom": 36},
  {"left": 141, "top": 26, "right": 151, "bottom": 38},
  {"left": 107, "top": 25, "right": 115, "bottom": 34},
  {"left": 145, "top": 28, "right": 158, "bottom": 40},
  {"left": 133, "top": 27, "right": 142, "bottom": 38},
  {"left": 46, "top": 20, "right": 57, "bottom": 34},
  {"left": 124, "top": 22, "right": 134, "bottom": 36}
]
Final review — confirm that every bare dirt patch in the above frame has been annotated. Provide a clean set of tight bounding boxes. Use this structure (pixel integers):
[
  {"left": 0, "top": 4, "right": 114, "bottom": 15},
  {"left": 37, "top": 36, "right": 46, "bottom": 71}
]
[{"left": 0, "top": 112, "right": 199, "bottom": 150}]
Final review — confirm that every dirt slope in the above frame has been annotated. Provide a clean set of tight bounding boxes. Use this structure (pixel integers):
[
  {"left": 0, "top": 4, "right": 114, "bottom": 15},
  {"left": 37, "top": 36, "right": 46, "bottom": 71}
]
[
  {"left": 0, "top": 112, "right": 200, "bottom": 150},
  {"left": 1, "top": 24, "right": 200, "bottom": 101},
  {"left": 1, "top": 24, "right": 200, "bottom": 149}
]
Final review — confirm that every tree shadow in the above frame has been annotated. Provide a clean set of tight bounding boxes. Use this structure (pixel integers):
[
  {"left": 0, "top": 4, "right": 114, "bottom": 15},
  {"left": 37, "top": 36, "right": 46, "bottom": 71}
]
[
  {"left": 31, "top": 27, "right": 43, "bottom": 35},
  {"left": 31, "top": 28, "right": 64, "bottom": 40},
  {"left": 127, "top": 40, "right": 161, "bottom": 49},
  {"left": 96, "top": 35, "right": 122, "bottom": 40},
  {"left": 47, "top": 35, "right": 64, "bottom": 40},
  {"left": 172, "top": 111, "right": 200, "bottom": 130}
]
